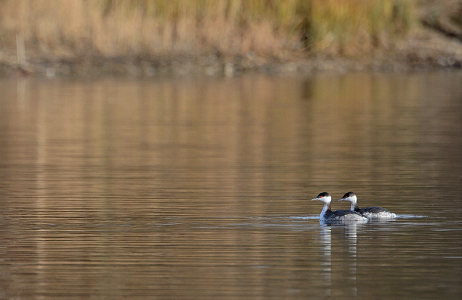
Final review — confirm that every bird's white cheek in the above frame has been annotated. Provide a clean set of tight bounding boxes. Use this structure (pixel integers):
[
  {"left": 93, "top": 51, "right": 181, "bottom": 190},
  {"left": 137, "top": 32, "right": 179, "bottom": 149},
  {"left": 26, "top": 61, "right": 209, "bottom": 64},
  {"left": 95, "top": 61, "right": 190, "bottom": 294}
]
[{"left": 323, "top": 196, "right": 332, "bottom": 204}]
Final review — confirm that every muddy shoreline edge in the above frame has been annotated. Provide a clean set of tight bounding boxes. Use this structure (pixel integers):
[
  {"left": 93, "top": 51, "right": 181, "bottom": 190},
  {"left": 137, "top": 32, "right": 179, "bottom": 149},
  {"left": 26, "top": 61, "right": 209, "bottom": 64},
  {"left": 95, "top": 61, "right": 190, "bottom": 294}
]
[
  {"left": 2, "top": 56, "right": 460, "bottom": 79},
  {"left": 2, "top": 29, "right": 461, "bottom": 78}
]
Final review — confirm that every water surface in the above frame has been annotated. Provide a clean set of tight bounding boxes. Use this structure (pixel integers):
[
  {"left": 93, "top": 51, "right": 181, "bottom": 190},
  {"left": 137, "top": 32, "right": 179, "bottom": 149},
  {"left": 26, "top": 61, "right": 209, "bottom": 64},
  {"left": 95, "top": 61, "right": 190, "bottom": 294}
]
[{"left": 1, "top": 72, "right": 462, "bottom": 299}]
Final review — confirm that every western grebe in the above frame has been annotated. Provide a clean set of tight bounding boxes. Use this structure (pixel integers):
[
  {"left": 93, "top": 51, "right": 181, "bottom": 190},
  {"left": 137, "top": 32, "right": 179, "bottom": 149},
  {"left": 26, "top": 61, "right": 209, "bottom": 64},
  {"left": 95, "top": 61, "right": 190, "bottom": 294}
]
[
  {"left": 312, "top": 192, "right": 368, "bottom": 224},
  {"left": 339, "top": 192, "right": 397, "bottom": 219}
]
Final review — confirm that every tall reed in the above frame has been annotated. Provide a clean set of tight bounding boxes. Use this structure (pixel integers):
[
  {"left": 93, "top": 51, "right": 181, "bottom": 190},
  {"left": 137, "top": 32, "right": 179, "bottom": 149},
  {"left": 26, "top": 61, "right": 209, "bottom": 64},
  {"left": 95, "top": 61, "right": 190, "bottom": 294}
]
[{"left": 0, "top": 0, "right": 414, "bottom": 60}]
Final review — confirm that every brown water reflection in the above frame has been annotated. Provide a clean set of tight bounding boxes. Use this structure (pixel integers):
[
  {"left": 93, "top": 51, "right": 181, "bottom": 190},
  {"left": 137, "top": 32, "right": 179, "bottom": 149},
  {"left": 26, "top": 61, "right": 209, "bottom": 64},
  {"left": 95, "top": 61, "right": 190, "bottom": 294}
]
[{"left": 1, "top": 72, "right": 462, "bottom": 299}]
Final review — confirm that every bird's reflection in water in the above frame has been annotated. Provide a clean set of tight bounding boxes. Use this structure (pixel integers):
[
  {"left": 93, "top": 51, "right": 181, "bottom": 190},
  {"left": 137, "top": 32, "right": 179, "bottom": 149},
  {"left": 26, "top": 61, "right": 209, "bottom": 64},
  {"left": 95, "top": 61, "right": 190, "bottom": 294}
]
[
  {"left": 319, "top": 223, "right": 363, "bottom": 297},
  {"left": 319, "top": 224, "right": 332, "bottom": 297},
  {"left": 344, "top": 223, "right": 360, "bottom": 297}
]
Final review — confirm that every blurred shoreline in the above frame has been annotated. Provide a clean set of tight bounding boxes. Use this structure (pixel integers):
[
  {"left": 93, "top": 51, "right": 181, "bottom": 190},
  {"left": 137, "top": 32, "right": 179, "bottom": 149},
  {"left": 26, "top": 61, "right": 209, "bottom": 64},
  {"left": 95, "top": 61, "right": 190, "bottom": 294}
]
[{"left": 0, "top": 0, "right": 460, "bottom": 77}]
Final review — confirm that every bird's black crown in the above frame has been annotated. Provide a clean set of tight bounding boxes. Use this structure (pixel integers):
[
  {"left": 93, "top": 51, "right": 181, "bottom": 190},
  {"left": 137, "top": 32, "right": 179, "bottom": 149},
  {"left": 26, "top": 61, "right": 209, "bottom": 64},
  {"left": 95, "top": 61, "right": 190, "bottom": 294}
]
[{"left": 342, "top": 192, "right": 356, "bottom": 198}]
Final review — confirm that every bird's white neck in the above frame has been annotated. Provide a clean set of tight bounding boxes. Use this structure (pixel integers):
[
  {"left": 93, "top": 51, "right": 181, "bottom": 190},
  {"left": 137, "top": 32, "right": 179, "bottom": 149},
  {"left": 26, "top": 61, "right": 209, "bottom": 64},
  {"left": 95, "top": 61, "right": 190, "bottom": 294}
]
[
  {"left": 348, "top": 195, "right": 358, "bottom": 211},
  {"left": 320, "top": 203, "right": 331, "bottom": 218}
]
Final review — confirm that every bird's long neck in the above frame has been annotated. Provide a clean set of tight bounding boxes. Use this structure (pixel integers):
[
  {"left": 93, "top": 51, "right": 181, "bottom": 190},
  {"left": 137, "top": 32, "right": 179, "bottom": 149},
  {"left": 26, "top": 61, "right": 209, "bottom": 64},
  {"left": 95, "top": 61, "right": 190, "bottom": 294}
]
[
  {"left": 350, "top": 196, "right": 359, "bottom": 211},
  {"left": 350, "top": 202, "right": 358, "bottom": 211},
  {"left": 321, "top": 203, "right": 331, "bottom": 218}
]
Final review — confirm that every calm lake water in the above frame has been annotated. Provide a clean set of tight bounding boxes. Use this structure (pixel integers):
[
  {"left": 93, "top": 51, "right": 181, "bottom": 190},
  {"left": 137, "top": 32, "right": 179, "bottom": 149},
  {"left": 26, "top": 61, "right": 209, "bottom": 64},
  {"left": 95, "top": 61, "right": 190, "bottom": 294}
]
[{"left": 1, "top": 72, "right": 462, "bottom": 299}]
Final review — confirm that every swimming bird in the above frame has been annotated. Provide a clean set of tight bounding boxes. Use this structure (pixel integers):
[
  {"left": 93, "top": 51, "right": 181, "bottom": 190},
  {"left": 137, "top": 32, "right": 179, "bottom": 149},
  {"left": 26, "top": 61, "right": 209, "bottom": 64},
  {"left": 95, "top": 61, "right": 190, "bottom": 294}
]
[
  {"left": 312, "top": 192, "right": 368, "bottom": 224},
  {"left": 338, "top": 192, "right": 397, "bottom": 219}
]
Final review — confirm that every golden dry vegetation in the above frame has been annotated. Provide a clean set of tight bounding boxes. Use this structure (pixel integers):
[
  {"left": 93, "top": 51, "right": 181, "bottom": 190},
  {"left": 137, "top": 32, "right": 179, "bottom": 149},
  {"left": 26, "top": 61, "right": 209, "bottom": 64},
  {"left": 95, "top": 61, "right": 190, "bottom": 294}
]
[{"left": 0, "top": 0, "right": 414, "bottom": 60}]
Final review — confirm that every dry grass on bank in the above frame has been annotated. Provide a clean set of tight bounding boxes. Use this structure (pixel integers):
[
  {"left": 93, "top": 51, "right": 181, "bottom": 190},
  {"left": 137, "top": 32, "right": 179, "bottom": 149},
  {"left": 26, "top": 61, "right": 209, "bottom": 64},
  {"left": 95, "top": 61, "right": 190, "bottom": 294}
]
[{"left": 0, "top": 0, "right": 414, "bottom": 61}]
